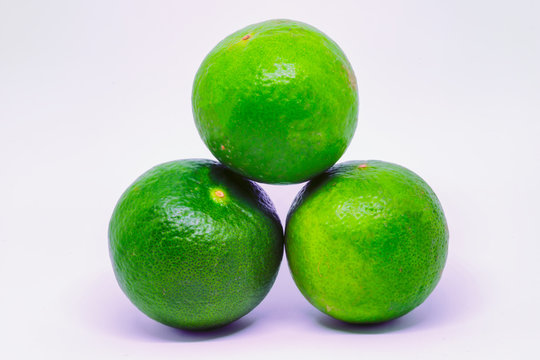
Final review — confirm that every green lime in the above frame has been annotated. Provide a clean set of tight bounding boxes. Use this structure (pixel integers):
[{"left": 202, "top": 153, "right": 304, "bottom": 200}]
[
  {"left": 109, "top": 159, "right": 283, "bottom": 330},
  {"left": 285, "top": 160, "right": 448, "bottom": 323},
  {"left": 192, "top": 19, "right": 359, "bottom": 184}
]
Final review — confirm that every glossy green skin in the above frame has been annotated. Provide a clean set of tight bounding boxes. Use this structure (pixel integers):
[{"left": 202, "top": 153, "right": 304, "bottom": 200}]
[
  {"left": 109, "top": 159, "right": 284, "bottom": 330},
  {"left": 192, "top": 19, "right": 358, "bottom": 184},
  {"left": 285, "top": 161, "right": 448, "bottom": 323}
]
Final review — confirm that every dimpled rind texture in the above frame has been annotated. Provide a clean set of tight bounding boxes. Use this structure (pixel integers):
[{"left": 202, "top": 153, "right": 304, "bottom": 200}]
[
  {"left": 192, "top": 19, "right": 359, "bottom": 184},
  {"left": 109, "top": 159, "right": 284, "bottom": 330},
  {"left": 285, "top": 160, "right": 449, "bottom": 323}
]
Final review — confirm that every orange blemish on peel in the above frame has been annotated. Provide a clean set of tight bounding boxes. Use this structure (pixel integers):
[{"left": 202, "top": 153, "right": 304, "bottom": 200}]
[
  {"left": 358, "top": 164, "right": 367, "bottom": 168},
  {"left": 220, "top": 145, "right": 225, "bottom": 150},
  {"left": 242, "top": 34, "right": 251, "bottom": 40},
  {"left": 214, "top": 190, "right": 225, "bottom": 198}
]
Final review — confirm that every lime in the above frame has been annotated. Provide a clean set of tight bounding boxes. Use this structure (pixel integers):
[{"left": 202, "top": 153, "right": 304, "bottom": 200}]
[
  {"left": 109, "top": 159, "right": 283, "bottom": 330},
  {"left": 192, "top": 19, "right": 358, "bottom": 184},
  {"left": 285, "top": 160, "right": 448, "bottom": 323}
]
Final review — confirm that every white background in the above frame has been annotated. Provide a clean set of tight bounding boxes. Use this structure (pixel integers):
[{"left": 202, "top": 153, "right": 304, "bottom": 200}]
[{"left": 1, "top": 0, "right": 539, "bottom": 358}]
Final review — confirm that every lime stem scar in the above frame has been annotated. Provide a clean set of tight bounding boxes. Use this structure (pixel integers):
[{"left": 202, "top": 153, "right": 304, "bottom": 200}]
[{"left": 215, "top": 190, "right": 225, "bottom": 198}]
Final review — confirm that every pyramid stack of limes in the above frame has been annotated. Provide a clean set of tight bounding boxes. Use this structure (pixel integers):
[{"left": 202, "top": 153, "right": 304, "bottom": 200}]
[{"left": 109, "top": 19, "right": 448, "bottom": 330}]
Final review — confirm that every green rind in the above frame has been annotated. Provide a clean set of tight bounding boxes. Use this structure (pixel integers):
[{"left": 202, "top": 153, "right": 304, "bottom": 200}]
[
  {"left": 109, "top": 159, "right": 284, "bottom": 330},
  {"left": 285, "top": 160, "right": 449, "bottom": 323},
  {"left": 192, "top": 19, "right": 358, "bottom": 184}
]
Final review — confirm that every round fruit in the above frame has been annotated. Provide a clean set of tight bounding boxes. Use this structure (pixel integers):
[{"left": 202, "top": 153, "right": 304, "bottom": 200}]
[
  {"left": 192, "top": 19, "right": 359, "bottom": 184},
  {"left": 285, "top": 160, "right": 448, "bottom": 323},
  {"left": 109, "top": 159, "right": 284, "bottom": 330}
]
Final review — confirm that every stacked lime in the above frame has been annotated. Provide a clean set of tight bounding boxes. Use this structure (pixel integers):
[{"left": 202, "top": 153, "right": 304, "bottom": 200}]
[
  {"left": 109, "top": 19, "right": 448, "bottom": 330},
  {"left": 109, "top": 159, "right": 283, "bottom": 330},
  {"left": 192, "top": 20, "right": 358, "bottom": 184},
  {"left": 285, "top": 160, "right": 448, "bottom": 323}
]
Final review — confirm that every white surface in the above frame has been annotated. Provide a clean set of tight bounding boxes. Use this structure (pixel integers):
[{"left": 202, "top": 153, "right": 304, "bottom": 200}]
[{"left": 1, "top": 0, "right": 539, "bottom": 358}]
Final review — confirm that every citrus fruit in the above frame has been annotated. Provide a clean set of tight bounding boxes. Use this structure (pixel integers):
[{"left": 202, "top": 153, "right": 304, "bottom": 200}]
[
  {"left": 108, "top": 159, "right": 284, "bottom": 330},
  {"left": 192, "top": 19, "right": 359, "bottom": 184},
  {"left": 285, "top": 160, "right": 448, "bottom": 323}
]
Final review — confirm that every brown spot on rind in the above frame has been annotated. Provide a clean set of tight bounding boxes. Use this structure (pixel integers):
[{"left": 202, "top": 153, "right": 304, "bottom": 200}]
[
  {"left": 242, "top": 34, "right": 251, "bottom": 40},
  {"left": 345, "top": 64, "right": 357, "bottom": 90}
]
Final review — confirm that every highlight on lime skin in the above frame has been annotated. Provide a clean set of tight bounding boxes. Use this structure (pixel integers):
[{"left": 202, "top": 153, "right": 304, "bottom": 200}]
[{"left": 210, "top": 188, "right": 227, "bottom": 203}]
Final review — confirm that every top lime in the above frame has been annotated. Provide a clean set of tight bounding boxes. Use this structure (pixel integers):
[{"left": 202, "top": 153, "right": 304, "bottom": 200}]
[{"left": 192, "top": 19, "right": 359, "bottom": 184}]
